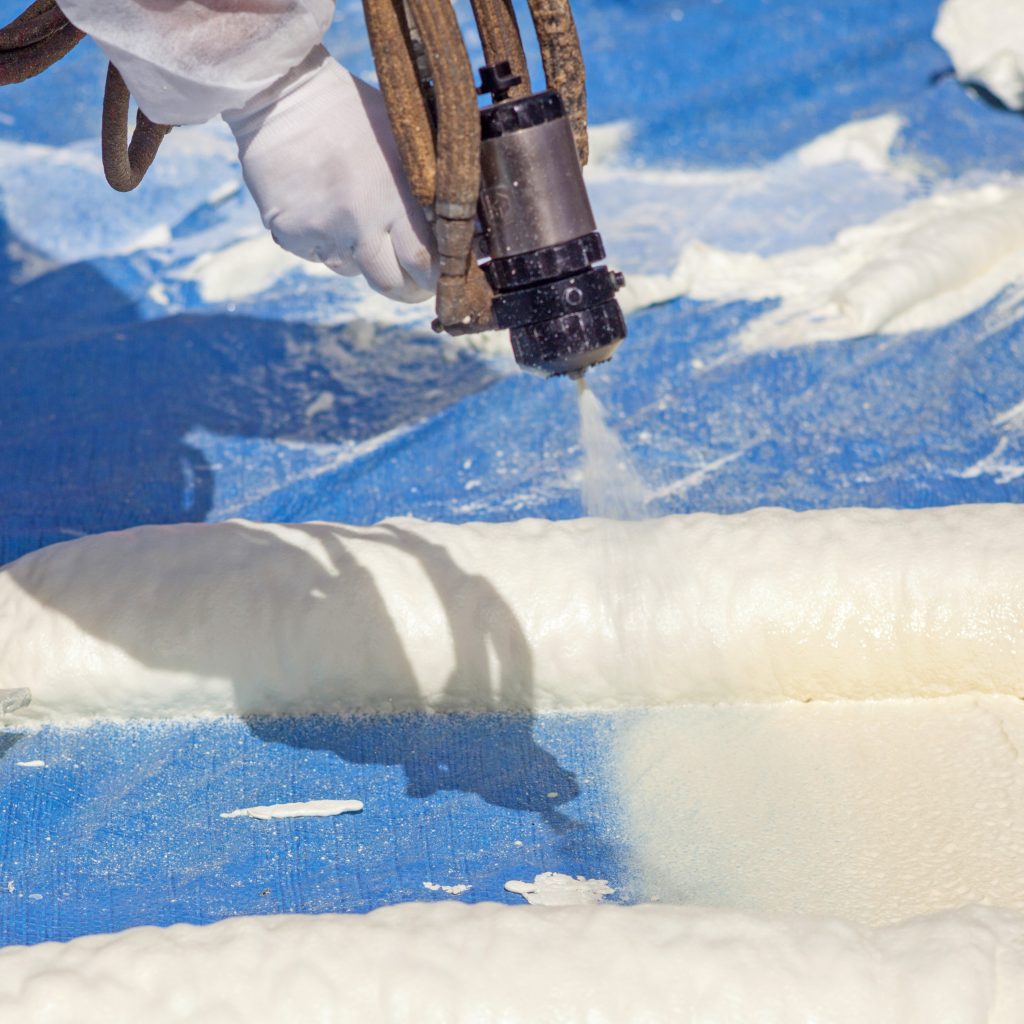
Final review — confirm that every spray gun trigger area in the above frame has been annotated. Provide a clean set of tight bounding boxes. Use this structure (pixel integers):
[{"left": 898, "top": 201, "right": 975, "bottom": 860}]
[{"left": 477, "top": 62, "right": 523, "bottom": 102}]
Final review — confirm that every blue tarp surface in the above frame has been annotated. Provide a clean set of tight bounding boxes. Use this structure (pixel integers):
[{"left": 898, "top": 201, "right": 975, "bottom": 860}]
[{"left": 2, "top": 0, "right": 1024, "bottom": 945}]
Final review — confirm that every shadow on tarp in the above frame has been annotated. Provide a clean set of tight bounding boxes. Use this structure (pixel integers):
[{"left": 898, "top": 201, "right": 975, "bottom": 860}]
[
  {"left": 0, "top": 711, "right": 616, "bottom": 945},
  {"left": 3, "top": 517, "right": 580, "bottom": 823},
  {"left": 927, "top": 66, "right": 1024, "bottom": 119},
  {"left": 247, "top": 713, "right": 579, "bottom": 825},
  {"left": 0, "top": 732, "right": 24, "bottom": 758},
  {"left": 2, "top": 487, "right": 592, "bottom": 944},
  {"left": 0, "top": 215, "right": 498, "bottom": 565},
  {"left": 252, "top": 520, "right": 580, "bottom": 825}
]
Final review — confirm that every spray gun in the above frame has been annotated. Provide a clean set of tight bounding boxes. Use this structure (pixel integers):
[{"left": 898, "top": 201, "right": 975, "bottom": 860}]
[
  {"left": 1, "top": 0, "right": 625, "bottom": 377},
  {"left": 363, "top": 0, "right": 627, "bottom": 378},
  {"left": 475, "top": 64, "right": 627, "bottom": 377}
]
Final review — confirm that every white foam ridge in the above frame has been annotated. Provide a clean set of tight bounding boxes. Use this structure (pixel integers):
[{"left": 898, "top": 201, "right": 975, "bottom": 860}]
[
  {"left": 622, "top": 181, "right": 1024, "bottom": 350},
  {"left": 4, "top": 505, "right": 1024, "bottom": 720},
  {"left": 935, "top": 0, "right": 1024, "bottom": 111},
  {"left": 0, "top": 902, "right": 1021, "bottom": 1022}
]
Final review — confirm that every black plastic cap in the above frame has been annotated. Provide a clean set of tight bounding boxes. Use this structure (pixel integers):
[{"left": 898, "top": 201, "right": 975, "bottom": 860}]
[
  {"left": 477, "top": 61, "right": 523, "bottom": 102},
  {"left": 480, "top": 90, "right": 564, "bottom": 141},
  {"left": 484, "top": 232, "right": 605, "bottom": 291}
]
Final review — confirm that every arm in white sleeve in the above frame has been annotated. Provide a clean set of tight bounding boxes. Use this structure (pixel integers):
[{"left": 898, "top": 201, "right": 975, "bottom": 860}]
[
  {"left": 56, "top": 0, "right": 438, "bottom": 302},
  {"left": 56, "top": 0, "right": 335, "bottom": 125}
]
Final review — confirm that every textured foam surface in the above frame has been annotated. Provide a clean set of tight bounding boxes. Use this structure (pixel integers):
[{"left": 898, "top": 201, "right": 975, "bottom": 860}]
[{"left": 3, "top": 902, "right": 1024, "bottom": 1023}]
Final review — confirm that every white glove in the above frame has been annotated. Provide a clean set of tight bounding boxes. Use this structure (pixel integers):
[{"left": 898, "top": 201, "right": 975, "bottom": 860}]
[{"left": 223, "top": 45, "right": 438, "bottom": 303}]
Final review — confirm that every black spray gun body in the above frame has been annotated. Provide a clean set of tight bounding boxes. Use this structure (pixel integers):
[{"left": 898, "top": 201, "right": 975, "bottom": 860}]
[
  {"left": 363, "top": 0, "right": 627, "bottom": 380},
  {"left": 477, "top": 64, "right": 626, "bottom": 377}
]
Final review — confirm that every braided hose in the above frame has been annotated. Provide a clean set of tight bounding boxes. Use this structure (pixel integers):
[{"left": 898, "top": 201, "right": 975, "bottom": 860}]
[
  {"left": 468, "top": 0, "right": 531, "bottom": 99},
  {"left": 363, "top": 0, "right": 437, "bottom": 207},
  {"left": 526, "top": 0, "right": 588, "bottom": 164},
  {"left": 0, "top": 0, "right": 83, "bottom": 86},
  {"left": 404, "top": 0, "right": 494, "bottom": 332},
  {"left": 101, "top": 62, "right": 172, "bottom": 193}
]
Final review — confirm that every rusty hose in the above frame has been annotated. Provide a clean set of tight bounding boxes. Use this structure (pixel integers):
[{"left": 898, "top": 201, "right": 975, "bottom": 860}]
[
  {"left": 468, "top": 0, "right": 531, "bottom": 100},
  {"left": 526, "top": 0, "right": 588, "bottom": 164},
  {"left": 1, "top": 1, "right": 172, "bottom": 192},
  {"left": 404, "top": 0, "right": 494, "bottom": 332},
  {"left": 363, "top": 0, "right": 437, "bottom": 207},
  {"left": 368, "top": 0, "right": 591, "bottom": 332},
  {"left": 101, "top": 61, "right": 172, "bottom": 192},
  {"left": 0, "top": 0, "right": 83, "bottom": 86}
]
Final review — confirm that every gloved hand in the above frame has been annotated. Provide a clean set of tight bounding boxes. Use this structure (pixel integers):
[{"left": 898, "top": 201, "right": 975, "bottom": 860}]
[{"left": 223, "top": 45, "right": 438, "bottom": 303}]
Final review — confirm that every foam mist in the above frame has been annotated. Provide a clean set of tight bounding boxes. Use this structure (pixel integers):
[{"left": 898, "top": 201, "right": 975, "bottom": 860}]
[{"left": 575, "top": 378, "right": 646, "bottom": 519}]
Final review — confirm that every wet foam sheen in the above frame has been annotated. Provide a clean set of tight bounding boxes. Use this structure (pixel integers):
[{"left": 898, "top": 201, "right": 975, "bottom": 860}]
[{"left": 5, "top": 505, "right": 1024, "bottom": 720}]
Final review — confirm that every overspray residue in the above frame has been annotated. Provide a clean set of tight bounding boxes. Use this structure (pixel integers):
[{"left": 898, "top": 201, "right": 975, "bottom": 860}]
[{"left": 576, "top": 379, "right": 647, "bottom": 519}]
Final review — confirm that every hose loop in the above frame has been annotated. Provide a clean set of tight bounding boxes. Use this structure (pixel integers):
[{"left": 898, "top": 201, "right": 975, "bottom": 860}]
[
  {"left": 0, "top": 0, "right": 84, "bottom": 87},
  {"left": 101, "top": 62, "right": 172, "bottom": 193}
]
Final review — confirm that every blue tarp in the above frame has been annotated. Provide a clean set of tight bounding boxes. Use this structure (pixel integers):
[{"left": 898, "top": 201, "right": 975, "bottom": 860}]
[{"left": 2, "top": 0, "right": 1024, "bottom": 945}]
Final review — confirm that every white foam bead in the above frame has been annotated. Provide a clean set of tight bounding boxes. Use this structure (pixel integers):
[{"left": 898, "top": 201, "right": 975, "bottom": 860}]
[
  {"left": 0, "top": 902, "right": 1022, "bottom": 1023},
  {"left": 3, "top": 505, "right": 1024, "bottom": 720}
]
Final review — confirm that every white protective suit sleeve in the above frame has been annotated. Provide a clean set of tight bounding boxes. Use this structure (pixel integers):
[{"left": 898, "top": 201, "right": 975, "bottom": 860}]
[
  {"left": 56, "top": 0, "right": 334, "bottom": 126},
  {"left": 56, "top": 0, "right": 438, "bottom": 302}
]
